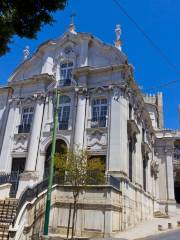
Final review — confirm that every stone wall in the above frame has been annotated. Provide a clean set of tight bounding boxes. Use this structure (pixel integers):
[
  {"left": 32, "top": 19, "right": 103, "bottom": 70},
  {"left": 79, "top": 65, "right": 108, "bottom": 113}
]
[{"left": 11, "top": 185, "right": 122, "bottom": 239}]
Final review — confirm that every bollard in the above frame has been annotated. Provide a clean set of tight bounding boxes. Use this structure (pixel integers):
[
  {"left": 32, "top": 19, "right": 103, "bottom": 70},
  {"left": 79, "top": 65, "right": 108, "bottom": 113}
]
[
  {"left": 177, "top": 221, "right": 180, "bottom": 227},
  {"left": 158, "top": 225, "right": 163, "bottom": 231},
  {"left": 168, "top": 223, "right": 173, "bottom": 229}
]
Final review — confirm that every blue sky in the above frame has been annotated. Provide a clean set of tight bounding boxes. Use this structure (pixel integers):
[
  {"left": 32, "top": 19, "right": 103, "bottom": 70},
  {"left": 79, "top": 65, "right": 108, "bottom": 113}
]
[{"left": 0, "top": 0, "right": 180, "bottom": 129}]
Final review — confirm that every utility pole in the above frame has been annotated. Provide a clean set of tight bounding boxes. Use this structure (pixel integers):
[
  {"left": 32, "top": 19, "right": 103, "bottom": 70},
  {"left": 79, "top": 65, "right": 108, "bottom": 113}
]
[{"left": 43, "top": 86, "right": 59, "bottom": 236}]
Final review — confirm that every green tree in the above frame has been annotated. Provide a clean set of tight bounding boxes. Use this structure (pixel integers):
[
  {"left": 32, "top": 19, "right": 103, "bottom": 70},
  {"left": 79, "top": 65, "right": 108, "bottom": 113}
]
[
  {"left": 0, "top": 0, "right": 67, "bottom": 56},
  {"left": 55, "top": 148, "right": 105, "bottom": 240}
]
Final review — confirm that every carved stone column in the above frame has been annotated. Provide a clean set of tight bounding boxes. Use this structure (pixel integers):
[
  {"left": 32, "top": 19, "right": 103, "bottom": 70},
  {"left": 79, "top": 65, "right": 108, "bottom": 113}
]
[
  {"left": 25, "top": 94, "right": 45, "bottom": 172},
  {"left": 74, "top": 88, "right": 87, "bottom": 148}
]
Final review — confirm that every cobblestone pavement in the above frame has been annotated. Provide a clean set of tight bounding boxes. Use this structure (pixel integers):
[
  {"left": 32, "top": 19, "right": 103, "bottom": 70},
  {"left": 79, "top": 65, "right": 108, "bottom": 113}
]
[
  {"left": 137, "top": 229, "right": 180, "bottom": 240},
  {"left": 114, "top": 209, "right": 180, "bottom": 240}
]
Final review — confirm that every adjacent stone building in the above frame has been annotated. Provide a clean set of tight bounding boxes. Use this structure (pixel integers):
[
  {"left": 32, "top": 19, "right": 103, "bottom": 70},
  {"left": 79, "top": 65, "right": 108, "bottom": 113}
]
[{"left": 0, "top": 23, "right": 179, "bottom": 239}]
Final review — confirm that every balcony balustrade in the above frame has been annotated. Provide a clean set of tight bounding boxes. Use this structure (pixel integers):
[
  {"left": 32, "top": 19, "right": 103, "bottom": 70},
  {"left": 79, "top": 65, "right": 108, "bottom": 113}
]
[
  {"left": 18, "top": 124, "right": 31, "bottom": 133},
  {"left": 91, "top": 117, "right": 107, "bottom": 128},
  {"left": 59, "top": 120, "right": 69, "bottom": 130},
  {"left": 59, "top": 78, "right": 71, "bottom": 86}
]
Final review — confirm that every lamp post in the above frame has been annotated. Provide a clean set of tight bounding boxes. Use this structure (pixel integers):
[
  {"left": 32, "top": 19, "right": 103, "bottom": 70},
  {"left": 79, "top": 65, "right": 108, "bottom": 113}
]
[{"left": 43, "top": 86, "right": 60, "bottom": 236}]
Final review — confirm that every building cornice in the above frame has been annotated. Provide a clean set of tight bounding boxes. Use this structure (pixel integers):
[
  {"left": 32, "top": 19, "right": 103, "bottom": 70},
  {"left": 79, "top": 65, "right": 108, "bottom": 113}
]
[
  {"left": 8, "top": 74, "right": 55, "bottom": 88},
  {"left": 0, "top": 86, "right": 13, "bottom": 94},
  {"left": 74, "top": 64, "right": 128, "bottom": 77}
]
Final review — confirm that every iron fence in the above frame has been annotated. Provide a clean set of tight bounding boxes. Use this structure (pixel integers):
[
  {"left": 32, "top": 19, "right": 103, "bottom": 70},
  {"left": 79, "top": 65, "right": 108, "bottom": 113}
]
[{"left": 0, "top": 171, "right": 20, "bottom": 197}]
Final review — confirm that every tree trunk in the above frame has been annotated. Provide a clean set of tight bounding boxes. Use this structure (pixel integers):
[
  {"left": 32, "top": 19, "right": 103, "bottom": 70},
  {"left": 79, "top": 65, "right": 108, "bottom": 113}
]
[
  {"left": 71, "top": 191, "right": 78, "bottom": 240},
  {"left": 67, "top": 203, "right": 72, "bottom": 240}
]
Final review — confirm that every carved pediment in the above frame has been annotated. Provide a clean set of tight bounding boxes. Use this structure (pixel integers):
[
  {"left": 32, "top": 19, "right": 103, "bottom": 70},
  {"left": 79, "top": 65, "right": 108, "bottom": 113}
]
[
  {"left": 13, "top": 145, "right": 27, "bottom": 152},
  {"left": 87, "top": 130, "right": 107, "bottom": 150},
  {"left": 13, "top": 134, "right": 29, "bottom": 152}
]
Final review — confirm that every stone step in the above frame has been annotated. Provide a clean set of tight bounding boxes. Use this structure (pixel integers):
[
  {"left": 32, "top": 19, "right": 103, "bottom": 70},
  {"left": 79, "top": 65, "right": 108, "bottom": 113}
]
[
  {"left": 0, "top": 206, "right": 16, "bottom": 211},
  {"left": 0, "top": 209, "right": 16, "bottom": 213},
  {"left": 0, "top": 214, "right": 16, "bottom": 218},
  {"left": 0, "top": 199, "right": 17, "bottom": 204},
  {"left": 0, "top": 224, "right": 9, "bottom": 229}
]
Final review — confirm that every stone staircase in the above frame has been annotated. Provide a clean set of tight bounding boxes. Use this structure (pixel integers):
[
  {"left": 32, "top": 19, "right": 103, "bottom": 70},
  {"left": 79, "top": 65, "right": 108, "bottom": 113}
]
[
  {"left": 0, "top": 199, "right": 17, "bottom": 240},
  {"left": 153, "top": 210, "right": 169, "bottom": 218}
]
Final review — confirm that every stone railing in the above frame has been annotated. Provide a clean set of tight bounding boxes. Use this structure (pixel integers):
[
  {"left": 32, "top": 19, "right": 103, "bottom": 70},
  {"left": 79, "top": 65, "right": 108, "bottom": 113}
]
[{"left": 13, "top": 173, "right": 120, "bottom": 227}]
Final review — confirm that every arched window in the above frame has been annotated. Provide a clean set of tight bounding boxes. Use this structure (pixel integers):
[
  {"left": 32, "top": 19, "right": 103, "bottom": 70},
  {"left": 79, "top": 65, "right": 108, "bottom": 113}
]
[
  {"left": 60, "top": 61, "right": 73, "bottom": 86},
  {"left": 58, "top": 95, "right": 71, "bottom": 130},
  {"left": 91, "top": 98, "right": 108, "bottom": 128}
]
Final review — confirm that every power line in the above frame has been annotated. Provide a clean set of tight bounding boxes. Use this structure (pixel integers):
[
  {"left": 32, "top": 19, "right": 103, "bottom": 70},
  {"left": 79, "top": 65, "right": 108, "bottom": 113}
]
[
  {"left": 144, "top": 78, "right": 180, "bottom": 91},
  {"left": 112, "top": 0, "right": 180, "bottom": 75},
  {"left": 1, "top": 17, "right": 180, "bottom": 91}
]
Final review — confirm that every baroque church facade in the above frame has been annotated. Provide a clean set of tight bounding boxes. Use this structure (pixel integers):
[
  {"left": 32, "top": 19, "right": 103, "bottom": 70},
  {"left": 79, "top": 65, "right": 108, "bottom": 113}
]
[{"left": 0, "top": 23, "right": 179, "bottom": 239}]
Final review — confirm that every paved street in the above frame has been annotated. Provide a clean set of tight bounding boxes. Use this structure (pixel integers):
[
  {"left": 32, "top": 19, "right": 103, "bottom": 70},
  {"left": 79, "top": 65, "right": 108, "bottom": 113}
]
[{"left": 138, "top": 229, "right": 180, "bottom": 240}]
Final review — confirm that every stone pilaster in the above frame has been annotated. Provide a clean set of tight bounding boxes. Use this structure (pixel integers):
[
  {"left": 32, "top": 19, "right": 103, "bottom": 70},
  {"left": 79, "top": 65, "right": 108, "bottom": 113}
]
[
  {"left": 155, "top": 139, "right": 176, "bottom": 216},
  {"left": 108, "top": 85, "right": 128, "bottom": 175},
  {"left": 25, "top": 94, "right": 45, "bottom": 172},
  {"left": 80, "top": 39, "right": 89, "bottom": 67},
  {"left": 74, "top": 88, "right": 87, "bottom": 148},
  {"left": 165, "top": 147, "right": 175, "bottom": 201},
  {"left": 44, "top": 94, "right": 53, "bottom": 132},
  {"left": 0, "top": 98, "right": 19, "bottom": 172}
]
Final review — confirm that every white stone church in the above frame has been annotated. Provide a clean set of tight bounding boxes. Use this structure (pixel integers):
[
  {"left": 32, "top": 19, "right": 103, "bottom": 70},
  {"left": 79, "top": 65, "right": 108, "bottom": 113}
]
[{"left": 0, "top": 23, "right": 179, "bottom": 239}]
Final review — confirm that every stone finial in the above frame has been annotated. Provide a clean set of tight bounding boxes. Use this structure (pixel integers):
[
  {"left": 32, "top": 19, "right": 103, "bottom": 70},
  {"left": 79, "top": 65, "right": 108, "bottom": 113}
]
[
  {"left": 69, "top": 12, "right": 77, "bottom": 35},
  {"left": 23, "top": 46, "right": 30, "bottom": 60},
  {"left": 114, "top": 24, "right": 122, "bottom": 51}
]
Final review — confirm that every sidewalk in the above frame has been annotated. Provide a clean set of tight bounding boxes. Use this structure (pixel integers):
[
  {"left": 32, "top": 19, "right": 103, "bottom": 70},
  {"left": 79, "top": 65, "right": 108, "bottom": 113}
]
[
  {"left": 43, "top": 210, "right": 180, "bottom": 240},
  {"left": 114, "top": 209, "right": 180, "bottom": 240}
]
